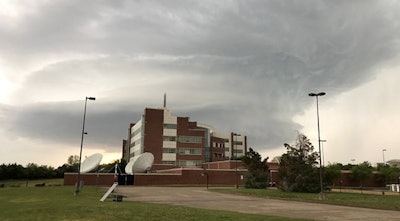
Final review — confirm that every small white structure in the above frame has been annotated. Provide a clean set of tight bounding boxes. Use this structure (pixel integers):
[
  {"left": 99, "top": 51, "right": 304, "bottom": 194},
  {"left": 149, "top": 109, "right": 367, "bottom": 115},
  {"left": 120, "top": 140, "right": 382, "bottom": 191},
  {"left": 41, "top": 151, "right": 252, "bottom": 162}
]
[
  {"left": 80, "top": 153, "right": 103, "bottom": 173},
  {"left": 125, "top": 152, "right": 154, "bottom": 174},
  {"left": 388, "top": 184, "right": 400, "bottom": 192}
]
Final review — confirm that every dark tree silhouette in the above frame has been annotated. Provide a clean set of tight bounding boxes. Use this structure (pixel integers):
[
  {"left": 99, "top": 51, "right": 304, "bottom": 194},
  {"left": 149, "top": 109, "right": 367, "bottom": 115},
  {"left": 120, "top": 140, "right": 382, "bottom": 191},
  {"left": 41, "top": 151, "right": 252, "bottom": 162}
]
[
  {"left": 242, "top": 148, "right": 269, "bottom": 189},
  {"left": 278, "top": 133, "right": 320, "bottom": 193}
]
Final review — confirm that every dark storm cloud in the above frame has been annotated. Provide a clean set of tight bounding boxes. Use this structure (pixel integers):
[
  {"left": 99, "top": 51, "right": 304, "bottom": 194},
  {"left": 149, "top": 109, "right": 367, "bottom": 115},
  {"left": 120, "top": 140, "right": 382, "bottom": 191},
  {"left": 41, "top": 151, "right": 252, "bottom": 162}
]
[
  {"left": 1, "top": 0, "right": 400, "bottom": 153},
  {"left": 0, "top": 101, "right": 143, "bottom": 152}
]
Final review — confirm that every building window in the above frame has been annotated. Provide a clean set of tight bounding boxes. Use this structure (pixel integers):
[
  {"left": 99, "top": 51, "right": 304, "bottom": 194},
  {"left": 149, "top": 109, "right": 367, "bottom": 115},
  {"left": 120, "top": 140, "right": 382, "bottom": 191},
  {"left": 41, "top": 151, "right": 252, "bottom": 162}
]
[
  {"left": 162, "top": 161, "right": 176, "bottom": 165},
  {"left": 130, "top": 139, "right": 141, "bottom": 147},
  {"left": 233, "top": 141, "right": 243, "bottom": 145},
  {"left": 234, "top": 149, "right": 243, "bottom": 154},
  {"left": 213, "top": 153, "right": 224, "bottom": 158},
  {"left": 225, "top": 147, "right": 230, "bottom": 151},
  {"left": 163, "top": 148, "right": 176, "bottom": 153},
  {"left": 178, "top": 148, "right": 202, "bottom": 155},
  {"left": 131, "top": 128, "right": 141, "bottom": 136},
  {"left": 178, "top": 160, "right": 202, "bottom": 167},
  {"left": 163, "top": 124, "right": 177, "bottom": 129},
  {"left": 213, "top": 142, "right": 224, "bottom": 148},
  {"left": 178, "top": 136, "right": 202, "bottom": 143},
  {"left": 163, "top": 136, "right": 177, "bottom": 141}
]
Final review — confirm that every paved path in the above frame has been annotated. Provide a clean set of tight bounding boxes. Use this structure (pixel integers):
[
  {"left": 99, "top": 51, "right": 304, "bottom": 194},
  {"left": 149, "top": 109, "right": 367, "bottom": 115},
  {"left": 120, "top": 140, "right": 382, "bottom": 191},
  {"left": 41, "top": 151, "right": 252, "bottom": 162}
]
[{"left": 116, "top": 186, "right": 400, "bottom": 221}]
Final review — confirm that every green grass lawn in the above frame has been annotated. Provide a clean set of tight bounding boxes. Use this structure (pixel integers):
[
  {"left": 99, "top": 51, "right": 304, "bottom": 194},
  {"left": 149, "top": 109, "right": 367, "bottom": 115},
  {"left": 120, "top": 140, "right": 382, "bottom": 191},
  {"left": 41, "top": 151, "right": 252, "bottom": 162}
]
[
  {"left": 212, "top": 188, "right": 400, "bottom": 211},
  {"left": 0, "top": 185, "right": 309, "bottom": 221}
]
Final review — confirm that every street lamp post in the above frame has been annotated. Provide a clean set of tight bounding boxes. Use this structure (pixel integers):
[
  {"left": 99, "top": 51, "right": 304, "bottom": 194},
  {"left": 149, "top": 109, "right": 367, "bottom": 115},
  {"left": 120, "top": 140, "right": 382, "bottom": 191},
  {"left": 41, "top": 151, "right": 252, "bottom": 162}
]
[
  {"left": 202, "top": 169, "right": 208, "bottom": 189},
  {"left": 75, "top": 96, "right": 96, "bottom": 196},
  {"left": 320, "top": 140, "right": 327, "bottom": 167},
  {"left": 309, "top": 92, "right": 326, "bottom": 200},
  {"left": 233, "top": 133, "right": 241, "bottom": 189},
  {"left": 382, "top": 149, "right": 387, "bottom": 165}
]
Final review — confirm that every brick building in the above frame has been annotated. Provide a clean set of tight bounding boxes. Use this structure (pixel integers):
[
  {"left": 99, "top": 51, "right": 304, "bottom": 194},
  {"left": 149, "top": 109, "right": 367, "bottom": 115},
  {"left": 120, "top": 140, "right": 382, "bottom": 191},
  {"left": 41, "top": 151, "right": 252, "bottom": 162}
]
[{"left": 122, "top": 108, "right": 247, "bottom": 170}]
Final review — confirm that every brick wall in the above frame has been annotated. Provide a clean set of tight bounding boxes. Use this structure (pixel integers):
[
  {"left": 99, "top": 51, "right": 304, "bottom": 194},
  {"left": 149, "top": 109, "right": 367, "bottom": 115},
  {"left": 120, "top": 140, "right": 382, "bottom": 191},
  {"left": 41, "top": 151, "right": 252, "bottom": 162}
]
[
  {"left": 64, "top": 173, "right": 116, "bottom": 186},
  {"left": 133, "top": 168, "right": 245, "bottom": 186}
]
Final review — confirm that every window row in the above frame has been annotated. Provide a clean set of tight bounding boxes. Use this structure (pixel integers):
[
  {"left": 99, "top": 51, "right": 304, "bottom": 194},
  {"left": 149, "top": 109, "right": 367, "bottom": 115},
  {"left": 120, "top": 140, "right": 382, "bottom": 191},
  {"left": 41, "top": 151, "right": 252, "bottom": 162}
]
[
  {"left": 130, "top": 138, "right": 141, "bottom": 147},
  {"left": 178, "top": 148, "right": 202, "bottom": 155},
  {"left": 163, "top": 136, "right": 203, "bottom": 143},
  {"left": 178, "top": 136, "right": 202, "bottom": 143},
  {"left": 178, "top": 160, "right": 203, "bottom": 167},
  {"left": 232, "top": 141, "right": 243, "bottom": 145},
  {"left": 213, "top": 142, "right": 225, "bottom": 148},
  {"left": 131, "top": 127, "right": 141, "bottom": 137},
  {"left": 223, "top": 148, "right": 244, "bottom": 153},
  {"left": 163, "top": 124, "right": 177, "bottom": 129},
  {"left": 162, "top": 148, "right": 202, "bottom": 155},
  {"left": 161, "top": 160, "right": 202, "bottom": 167}
]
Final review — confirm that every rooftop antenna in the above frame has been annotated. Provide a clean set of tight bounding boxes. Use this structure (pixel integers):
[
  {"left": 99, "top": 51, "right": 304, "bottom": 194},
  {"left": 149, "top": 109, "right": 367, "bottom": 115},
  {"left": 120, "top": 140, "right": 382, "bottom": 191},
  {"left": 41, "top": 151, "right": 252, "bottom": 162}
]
[{"left": 163, "top": 93, "right": 166, "bottom": 108}]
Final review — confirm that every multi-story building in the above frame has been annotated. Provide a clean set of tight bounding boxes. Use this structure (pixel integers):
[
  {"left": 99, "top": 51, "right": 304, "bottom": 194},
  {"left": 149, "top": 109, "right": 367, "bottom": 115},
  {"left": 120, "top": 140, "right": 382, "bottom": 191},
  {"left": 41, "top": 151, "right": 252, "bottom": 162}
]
[{"left": 122, "top": 108, "right": 247, "bottom": 168}]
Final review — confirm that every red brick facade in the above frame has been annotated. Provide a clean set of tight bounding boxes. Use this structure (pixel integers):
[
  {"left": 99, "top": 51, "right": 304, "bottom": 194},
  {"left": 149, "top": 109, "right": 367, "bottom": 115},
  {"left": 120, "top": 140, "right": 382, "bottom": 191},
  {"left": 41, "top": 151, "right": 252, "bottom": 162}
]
[
  {"left": 64, "top": 173, "right": 116, "bottom": 186},
  {"left": 143, "top": 108, "right": 164, "bottom": 164},
  {"left": 123, "top": 108, "right": 248, "bottom": 168},
  {"left": 64, "top": 162, "right": 388, "bottom": 188}
]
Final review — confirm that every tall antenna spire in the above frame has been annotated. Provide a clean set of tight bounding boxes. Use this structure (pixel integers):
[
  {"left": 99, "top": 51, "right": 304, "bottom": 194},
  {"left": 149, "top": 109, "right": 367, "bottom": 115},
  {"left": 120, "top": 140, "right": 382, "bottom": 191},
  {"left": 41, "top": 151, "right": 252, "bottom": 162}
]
[{"left": 163, "top": 93, "right": 166, "bottom": 108}]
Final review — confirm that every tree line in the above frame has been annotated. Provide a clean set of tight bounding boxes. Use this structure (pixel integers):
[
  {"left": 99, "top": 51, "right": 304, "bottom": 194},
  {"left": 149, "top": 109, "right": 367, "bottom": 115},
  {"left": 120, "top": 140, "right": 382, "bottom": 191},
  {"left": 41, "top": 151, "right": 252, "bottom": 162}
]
[
  {"left": 0, "top": 163, "right": 77, "bottom": 180},
  {"left": 0, "top": 155, "right": 124, "bottom": 180},
  {"left": 242, "top": 133, "right": 400, "bottom": 192}
]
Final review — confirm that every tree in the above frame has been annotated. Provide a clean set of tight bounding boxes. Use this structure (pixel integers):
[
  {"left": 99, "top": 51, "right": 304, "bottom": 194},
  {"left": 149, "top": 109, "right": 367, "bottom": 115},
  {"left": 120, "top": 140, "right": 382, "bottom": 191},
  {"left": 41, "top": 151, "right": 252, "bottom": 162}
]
[
  {"left": 377, "top": 164, "right": 399, "bottom": 186},
  {"left": 54, "top": 156, "right": 80, "bottom": 177},
  {"left": 241, "top": 148, "right": 269, "bottom": 189},
  {"left": 350, "top": 161, "right": 372, "bottom": 193},
  {"left": 26, "top": 163, "right": 56, "bottom": 179},
  {"left": 0, "top": 163, "right": 26, "bottom": 180},
  {"left": 341, "top": 163, "right": 355, "bottom": 170},
  {"left": 324, "top": 163, "right": 342, "bottom": 186},
  {"left": 278, "top": 133, "right": 320, "bottom": 193},
  {"left": 67, "top": 155, "right": 80, "bottom": 166}
]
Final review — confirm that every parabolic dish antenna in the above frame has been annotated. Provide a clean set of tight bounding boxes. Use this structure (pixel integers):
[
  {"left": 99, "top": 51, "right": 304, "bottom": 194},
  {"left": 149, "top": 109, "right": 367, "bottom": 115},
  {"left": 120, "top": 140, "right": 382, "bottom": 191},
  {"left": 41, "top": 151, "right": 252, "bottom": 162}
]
[
  {"left": 125, "top": 160, "right": 135, "bottom": 175},
  {"left": 80, "top": 153, "right": 103, "bottom": 173},
  {"left": 126, "top": 152, "right": 154, "bottom": 173}
]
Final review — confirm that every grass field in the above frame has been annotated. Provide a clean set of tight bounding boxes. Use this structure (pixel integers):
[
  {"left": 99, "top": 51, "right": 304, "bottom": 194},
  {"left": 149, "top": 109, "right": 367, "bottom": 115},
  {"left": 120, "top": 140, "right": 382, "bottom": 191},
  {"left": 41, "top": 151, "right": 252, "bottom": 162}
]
[
  {"left": 213, "top": 188, "right": 400, "bottom": 211},
  {"left": 0, "top": 184, "right": 309, "bottom": 221}
]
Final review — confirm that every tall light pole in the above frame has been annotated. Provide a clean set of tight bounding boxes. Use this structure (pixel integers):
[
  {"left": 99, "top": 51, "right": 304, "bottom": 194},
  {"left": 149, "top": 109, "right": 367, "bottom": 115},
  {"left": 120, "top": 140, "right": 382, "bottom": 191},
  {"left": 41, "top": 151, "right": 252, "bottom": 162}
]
[
  {"left": 320, "top": 140, "right": 327, "bottom": 167},
  {"left": 233, "top": 133, "right": 241, "bottom": 189},
  {"left": 309, "top": 92, "right": 326, "bottom": 199},
  {"left": 75, "top": 96, "right": 96, "bottom": 196},
  {"left": 382, "top": 149, "right": 387, "bottom": 165}
]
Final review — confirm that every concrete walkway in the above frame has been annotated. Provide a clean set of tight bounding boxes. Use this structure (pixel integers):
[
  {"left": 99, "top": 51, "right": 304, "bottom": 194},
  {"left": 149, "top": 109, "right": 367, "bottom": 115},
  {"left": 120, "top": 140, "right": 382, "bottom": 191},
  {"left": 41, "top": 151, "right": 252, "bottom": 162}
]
[{"left": 116, "top": 186, "right": 400, "bottom": 221}]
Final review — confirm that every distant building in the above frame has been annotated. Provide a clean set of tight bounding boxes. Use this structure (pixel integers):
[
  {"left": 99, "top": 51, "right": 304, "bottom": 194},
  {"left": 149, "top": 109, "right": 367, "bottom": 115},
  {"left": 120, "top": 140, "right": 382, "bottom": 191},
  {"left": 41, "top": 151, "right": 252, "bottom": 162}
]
[{"left": 122, "top": 108, "right": 247, "bottom": 169}]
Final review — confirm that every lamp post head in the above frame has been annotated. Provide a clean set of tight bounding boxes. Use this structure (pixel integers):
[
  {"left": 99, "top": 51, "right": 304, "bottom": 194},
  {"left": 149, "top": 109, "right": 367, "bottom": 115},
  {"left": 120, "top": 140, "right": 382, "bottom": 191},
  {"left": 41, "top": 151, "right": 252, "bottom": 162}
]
[
  {"left": 309, "top": 92, "right": 326, "bottom": 97},
  {"left": 87, "top": 97, "right": 96, "bottom": 100}
]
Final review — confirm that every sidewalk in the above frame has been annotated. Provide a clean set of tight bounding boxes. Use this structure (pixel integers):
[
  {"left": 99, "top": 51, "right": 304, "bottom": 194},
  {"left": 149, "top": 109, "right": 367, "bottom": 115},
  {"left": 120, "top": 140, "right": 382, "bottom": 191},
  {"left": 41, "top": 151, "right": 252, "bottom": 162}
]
[{"left": 116, "top": 186, "right": 400, "bottom": 221}]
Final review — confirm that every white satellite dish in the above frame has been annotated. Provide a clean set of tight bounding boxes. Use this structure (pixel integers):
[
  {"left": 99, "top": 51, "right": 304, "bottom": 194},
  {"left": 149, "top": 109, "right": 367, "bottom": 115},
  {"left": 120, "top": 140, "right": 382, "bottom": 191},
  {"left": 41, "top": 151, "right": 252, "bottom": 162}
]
[
  {"left": 126, "top": 152, "right": 154, "bottom": 173},
  {"left": 80, "top": 153, "right": 103, "bottom": 173},
  {"left": 125, "top": 160, "right": 135, "bottom": 175}
]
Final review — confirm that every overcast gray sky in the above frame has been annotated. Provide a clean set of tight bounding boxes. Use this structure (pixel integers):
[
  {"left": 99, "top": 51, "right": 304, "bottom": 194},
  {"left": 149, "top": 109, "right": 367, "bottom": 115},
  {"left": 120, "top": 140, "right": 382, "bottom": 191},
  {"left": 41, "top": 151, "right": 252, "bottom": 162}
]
[{"left": 0, "top": 0, "right": 399, "bottom": 167}]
